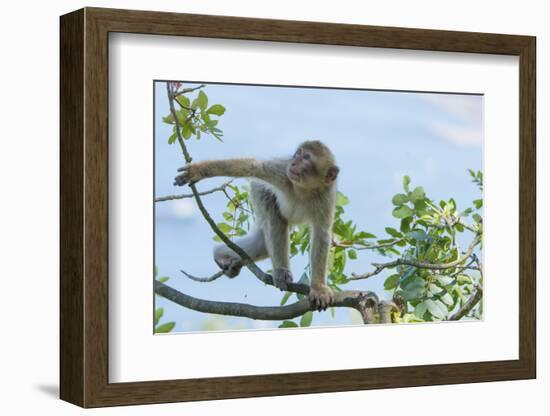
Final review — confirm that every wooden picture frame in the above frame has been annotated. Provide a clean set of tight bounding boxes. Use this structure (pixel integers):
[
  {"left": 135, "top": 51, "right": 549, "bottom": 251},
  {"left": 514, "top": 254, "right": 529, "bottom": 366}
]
[{"left": 60, "top": 7, "right": 536, "bottom": 408}]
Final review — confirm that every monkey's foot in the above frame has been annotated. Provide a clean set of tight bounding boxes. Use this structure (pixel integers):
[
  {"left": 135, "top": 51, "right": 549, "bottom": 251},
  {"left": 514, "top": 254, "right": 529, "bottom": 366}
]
[
  {"left": 272, "top": 268, "right": 294, "bottom": 291},
  {"left": 308, "top": 284, "right": 334, "bottom": 311},
  {"left": 214, "top": 253, "right": 243, "bottom": 278}
]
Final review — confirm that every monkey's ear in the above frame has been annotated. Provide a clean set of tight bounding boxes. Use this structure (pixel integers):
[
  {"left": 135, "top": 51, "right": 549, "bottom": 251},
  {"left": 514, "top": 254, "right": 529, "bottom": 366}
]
[{"left": 325, "top": 165, "right": 340, "bottom": 183}]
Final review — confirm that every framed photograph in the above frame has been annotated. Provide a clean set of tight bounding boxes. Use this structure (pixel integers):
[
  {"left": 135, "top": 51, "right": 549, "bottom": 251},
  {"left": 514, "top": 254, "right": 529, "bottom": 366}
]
[{"left": 60, "top": 7, "right": 536, "bottom": 408}]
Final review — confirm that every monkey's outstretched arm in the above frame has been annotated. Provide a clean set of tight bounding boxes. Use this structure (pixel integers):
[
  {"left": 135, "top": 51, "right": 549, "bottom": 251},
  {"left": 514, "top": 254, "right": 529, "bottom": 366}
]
[{"left": 174, "top": 159, "right": 289, "bottom": 188}]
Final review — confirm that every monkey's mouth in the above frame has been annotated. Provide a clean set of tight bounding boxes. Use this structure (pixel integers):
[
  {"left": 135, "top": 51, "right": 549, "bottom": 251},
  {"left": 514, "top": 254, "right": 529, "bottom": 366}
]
[{"left": 288, "top": 168, "right": 302, "bottom": 181}]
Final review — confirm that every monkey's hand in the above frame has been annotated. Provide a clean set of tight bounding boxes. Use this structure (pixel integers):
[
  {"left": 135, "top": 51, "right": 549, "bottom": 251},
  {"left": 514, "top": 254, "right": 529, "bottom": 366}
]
[
  {"left": 272, "top": 268, "right": 294, "bottom": 291},
  {"left": 174, "top": 163, "right": 202, "bottom": 186},
  {"left": 308, "top": 283, "right": 334, "bottom": 311}
]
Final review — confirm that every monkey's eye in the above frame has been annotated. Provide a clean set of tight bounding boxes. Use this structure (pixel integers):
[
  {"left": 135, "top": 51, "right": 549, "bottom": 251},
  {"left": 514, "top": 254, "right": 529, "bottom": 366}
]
[{"left": 303, "top": 153, "right": 311, "bottom": 160}]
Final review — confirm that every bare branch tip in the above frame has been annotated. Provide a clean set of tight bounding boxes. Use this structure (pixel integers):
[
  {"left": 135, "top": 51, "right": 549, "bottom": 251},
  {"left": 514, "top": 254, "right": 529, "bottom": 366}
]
[{"left": 180, "top": 269, "right": 224, "bottom": 282}]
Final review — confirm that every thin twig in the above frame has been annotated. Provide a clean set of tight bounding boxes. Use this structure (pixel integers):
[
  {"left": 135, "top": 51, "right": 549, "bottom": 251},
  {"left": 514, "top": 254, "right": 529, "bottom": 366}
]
[
  {"left": 174, "top": 84, "right": 206, "bottom": 96},
  {"left": 181, "top": 269, "right": 224, "bottom": 282},
  {"left": 350, "top": 234, "right": 481, "bottom": 280},
  {"left": 450, "top": 284, "right": 483, "bottom": 320},
  {"left": 155, "top": 180, "right": 234, "bottom": 202},
  {"left": 332, "top": 239, "right": 403, "bottom": 251}
]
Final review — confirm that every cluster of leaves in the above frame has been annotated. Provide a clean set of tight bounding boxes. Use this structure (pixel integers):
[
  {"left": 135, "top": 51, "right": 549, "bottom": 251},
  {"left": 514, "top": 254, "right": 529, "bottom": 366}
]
[
  {"left": 469, "top": 168, "right": 484, "bottom": 191},
  {"left": 213, "top": 184, "right": 254, "bottom": 243},
  {"left": 154, "top": 266, "right": 176, "bottom": 333},
  {"left": 288, "top": 173, "right": 482, "bottom": 325},
  {"left": 162, "top": 84, "right": 226, "bottom": 143},
  {"left": 382, "top": 175, "right": 483, "bottom": 321}
]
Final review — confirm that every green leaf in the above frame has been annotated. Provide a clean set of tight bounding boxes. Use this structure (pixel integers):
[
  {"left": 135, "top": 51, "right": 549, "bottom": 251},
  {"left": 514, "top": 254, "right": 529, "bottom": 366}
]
[
  {"left": 414, "top": 198, "right": 428, "bottom": 213},
  {"left": 197, "top": 90, "right": 208, "bottom": 111},
  {"left": 356, "top": 231, "right": 376, "bottom": 239},
  {"left": 384, "top": 274, "right": 400, "bottom": 290},
  {"left": 154, "top": 308, "right": 164, "bottom": 326},
  {"left": 176, "top": 95, "right": 190, "bottom": 108},
  {"left": 182, "top": 122, "right": 193, "bottom": 139},
  {"left": 158, "top": 277, "right": 169, "bottom": 283},
  {"left": 217, "top": 223, "right": 232, "bottom": 233},
  {"left": 400, "top": 217, "right": 413, "bottom": 232},
  {"left": 425, "top": 299, "right": 446, "bottom": 319},
  {"left": 448, "top": 198, "right": 457, "bottom": 213},
  {"left": 392, "top": 205, "right": 414, "bottom": 219},
  {"left": 168, "top": 133, "right": 177, "bottom": 144},
  {"left": 206, "top": 104, "right": 226, "bottom": 116},
  {"left": 155, "top": 322, "right": 176, "bottom": 333},
  {"left": 472, "top": 213, "right": 482, "bottom": 223},
  {"left": 296, "top": 272, "right": 310, "bottom": 300},
  {"left": 436, "top": 275, "right": 454, "bottom": 286},
  {"left": 473, "top": 199, "right": 483, "bottom": 209},
  {"left": 403, "top": 175, "right": 411, "bottom": 192},
  {"left": 407, "top": 229, "right": 429, "bottom": 241},
  {"left": 336, "top": 192, "right": 350, "bottom": 207},
  {"left": 300, "top": 311, "right": 313, "bottom": 327},
  {"left": 414, "top": 301, "right": 428, "bottom": 319},
  {"left": 392, "top": 193, "right": 409, "bottom": 205},
  {"left": 385, "top": 227, "right": 402, "bottom": 238},
  {"left": 457, "top": 274, "right": 472, "bottom": 285},
  {"left": 280, "top": 291, "right": 293, "bottom": 306},
  {"left": 410, "top": 186, "right": 426, "bottom": 202},
  {"left": 279, "top": 321, "right": 298, "bottom": 328},
  {"left": 404, "top": 281, "right": 425, "bottom": 297},
  {"left": 348, "top": 249, "right": 357, "bottom": 260},
  {"left": 440, "top": 292, "right": 454, "bottom": 306},
  {"left": 162, "top": 114, "right": 175, "bottom": 124},
  {"left": 428, "top": 284, "right": 444, "bottom": 295}
]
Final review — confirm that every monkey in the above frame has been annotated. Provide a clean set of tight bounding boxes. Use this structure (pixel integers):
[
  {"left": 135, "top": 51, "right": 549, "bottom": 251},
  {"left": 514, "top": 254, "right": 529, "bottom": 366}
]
[{"left": 173, "top": 140, "right": 339, "bottom": 311}]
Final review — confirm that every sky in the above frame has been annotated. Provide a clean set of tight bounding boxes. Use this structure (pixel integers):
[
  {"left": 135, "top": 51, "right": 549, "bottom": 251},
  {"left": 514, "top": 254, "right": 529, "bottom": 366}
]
[{"left": 154, "top": 81, "right": 483, "bottom": 333}]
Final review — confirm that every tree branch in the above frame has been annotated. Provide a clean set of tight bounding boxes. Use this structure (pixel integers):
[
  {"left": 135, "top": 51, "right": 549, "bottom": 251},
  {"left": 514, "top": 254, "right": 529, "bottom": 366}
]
[
  {"left": 155, "top": 280, "right": 379, "bottom": 321},
  {"left": 155, "top": 180, "right": 234, "bottom": 202},
  {"left": 174, "top": 84, "right": 206, "bottom": 96},
  {"left": 350, "top": 233, "right": 481, "bottom": 280},
  {"left": 450, "top": 284, "right": 483, "bottom": 320}
]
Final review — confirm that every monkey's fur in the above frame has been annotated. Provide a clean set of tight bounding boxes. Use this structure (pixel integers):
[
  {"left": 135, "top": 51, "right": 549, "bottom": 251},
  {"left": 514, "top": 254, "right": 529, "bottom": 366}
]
[{"left": 174, "top": 140, "right": 339, "bottom": 310}]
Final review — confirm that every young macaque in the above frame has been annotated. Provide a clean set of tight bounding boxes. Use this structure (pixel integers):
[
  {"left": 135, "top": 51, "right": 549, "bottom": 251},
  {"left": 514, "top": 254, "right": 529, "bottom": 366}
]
[{"left": 174, "top": 140, "right": 339, "bottom": 311}]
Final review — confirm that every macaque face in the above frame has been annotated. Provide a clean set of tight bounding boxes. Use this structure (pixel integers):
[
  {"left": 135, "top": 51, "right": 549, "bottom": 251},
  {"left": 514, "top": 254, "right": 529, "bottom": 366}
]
[{"left": 287, "top": 146, "right": 337, "bottom": 189}]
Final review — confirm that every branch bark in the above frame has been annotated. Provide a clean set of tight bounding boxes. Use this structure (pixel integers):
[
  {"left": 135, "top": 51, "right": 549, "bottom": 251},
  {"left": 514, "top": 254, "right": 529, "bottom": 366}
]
[{"left": 155, "top": 280, "right": 379, "bottom": 321}]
